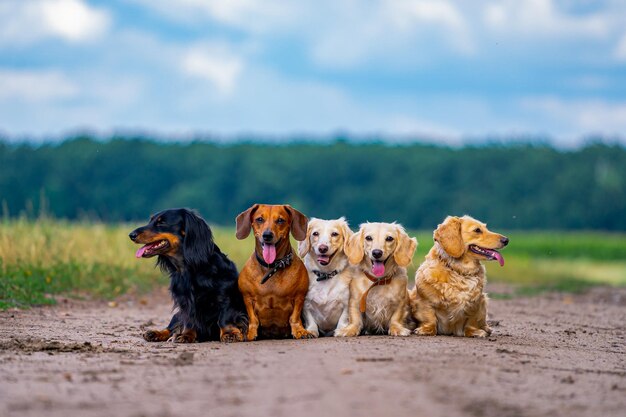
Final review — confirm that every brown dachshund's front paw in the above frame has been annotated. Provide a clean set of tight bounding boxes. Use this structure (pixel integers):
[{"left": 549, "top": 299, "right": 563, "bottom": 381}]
[
  {"left": 220, "top": 326, "right": 244, "bottom": 343},
  {"left": 174, "top": 329, "right": 197, "bottom": 343},
  {"left": 143, "top": 329, "right": 170, "bottom": 342},
  {"left": 292, "top": 328, "right": 315, "bottom": 339}
]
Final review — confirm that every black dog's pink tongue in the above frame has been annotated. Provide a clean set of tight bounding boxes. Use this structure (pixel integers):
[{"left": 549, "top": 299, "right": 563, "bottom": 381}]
[
  {"left": 263, "top": 243, "right": 276, "bottom": 264},
  {"left": 135, "top": 245, "right": 149, "bottom": 258},
  {"left": 372, "top": 260, "right": 385, "bottom": 277}
]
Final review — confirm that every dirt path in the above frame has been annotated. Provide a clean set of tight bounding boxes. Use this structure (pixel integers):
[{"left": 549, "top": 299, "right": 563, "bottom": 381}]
[{"left": 1, "top": 286, "right": 625, "bottom": 417}]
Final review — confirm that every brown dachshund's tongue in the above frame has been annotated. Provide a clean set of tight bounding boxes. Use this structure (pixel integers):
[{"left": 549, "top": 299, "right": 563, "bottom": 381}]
[
  {"left": 372, "top": 260, "right": 385, "bottom": 277},
  {"left": 263, "top": 243, "right": 276, "bottom": 264}
]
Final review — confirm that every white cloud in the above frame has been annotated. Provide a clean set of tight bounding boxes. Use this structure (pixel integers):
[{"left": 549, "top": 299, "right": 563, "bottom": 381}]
[
  {"left": 0, "top": 69, "right": 78, "bottom": 101},
  {"left": 483, "top": 0, "right": 609, "bottom": 38},
  {"left": 182, "top": 46, "right": 243, "bottom": 95},
  {"left": 615, "top": 32, "right": 626, "bottom": 61},
  {"left": 0, "top": 0, "right": 110, "bottom": 46}
]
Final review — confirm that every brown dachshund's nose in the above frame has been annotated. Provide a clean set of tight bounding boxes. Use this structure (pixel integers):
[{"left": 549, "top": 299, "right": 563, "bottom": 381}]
[
  {"left": 318, "top": 244, "right": 329, "bottom": 254},
  {"left": 262, "top": 230, "right": 274, "bottom": 243},
  {"left": 372, "top": 249, "right": 383, "bottom": 259},
  {"left": 129, "top": 231, "right": 138, "bottom": 241},
  {"left": 501, "top": 236, "right": 509, "bottom": 246}
]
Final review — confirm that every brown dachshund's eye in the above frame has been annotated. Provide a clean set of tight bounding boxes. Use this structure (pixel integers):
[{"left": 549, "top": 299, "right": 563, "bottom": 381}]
[
  {"left": 276, "top": 218, "right": 286, "bottom": 225},
  {"left": 365, "top": 235, "right": 373, "bottom": 241},
  {"left": 474, "top": 228, "right": 482, "bottom": 233},
  {"left": 331, "top": 232, "right": 339, "bottom": 237},
  {"left": 255, "top": 217, "right": 264, "bottom": 223},
  {"left": 385, "top": 236, "right": 394, "bottom": 242},
  {"left": 312, "top": 231, "right": 319, "bottom": 236}
]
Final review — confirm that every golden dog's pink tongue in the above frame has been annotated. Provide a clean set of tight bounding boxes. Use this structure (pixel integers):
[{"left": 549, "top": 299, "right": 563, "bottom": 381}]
[
  {"left": 263, "top": 244, "right": 276, "bottom": 264},
  {"left": 372, "top": 261, "right": 385, "bottom": 277},
  {"left": 135, "top": 245, "right": 148, "bottom": 258},
  {"left": 493, "top": 251, "right": 505, "bottom": 267}
]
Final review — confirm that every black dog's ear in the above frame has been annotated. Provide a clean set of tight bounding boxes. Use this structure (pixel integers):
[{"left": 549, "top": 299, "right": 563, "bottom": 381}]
[{"left": 182, "top": 209, "right": 214, "bottom": 267}]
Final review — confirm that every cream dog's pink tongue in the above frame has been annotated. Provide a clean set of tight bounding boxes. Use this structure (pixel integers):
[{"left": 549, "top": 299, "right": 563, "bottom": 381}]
[
  {"left": 263, "top": 243, "right": 276, "bottom": 264},
  {"left": 372, "top": 260, "right": 385, "bottom": 277}
]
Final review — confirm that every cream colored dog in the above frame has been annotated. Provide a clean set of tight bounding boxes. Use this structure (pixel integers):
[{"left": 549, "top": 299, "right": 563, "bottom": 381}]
[
  {"left": 409, "top": 215, "right": 509, "bottom": 337},
  {"left": 335, "top": 222, "right": 417, "bottom": 337},
  {"left": 299, "top": 217, "right": 356, "bottom": 337}
]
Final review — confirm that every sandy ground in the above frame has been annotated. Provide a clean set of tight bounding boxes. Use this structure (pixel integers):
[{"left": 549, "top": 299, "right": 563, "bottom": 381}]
[{"left": 1, "top": 285, "right": 625, "bottom": 417}]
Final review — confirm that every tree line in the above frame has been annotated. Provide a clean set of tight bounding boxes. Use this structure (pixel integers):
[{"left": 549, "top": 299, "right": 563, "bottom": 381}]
[{"left": 1, "top": 136, "right": 625, "bottom": 231}]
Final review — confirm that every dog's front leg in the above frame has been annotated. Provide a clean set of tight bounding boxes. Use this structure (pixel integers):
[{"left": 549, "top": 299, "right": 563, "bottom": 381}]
[
  {"left": 290, "top": 296, "right": 314, "bottom": 339},
  {"left": 334, "top": 284, "right": 363, "bottom": 337},
  {"left": 464, "top": 293, "right": 491, "bottom": 338},
  {"left": 173, "top": 328, "right": 197, "bottom": 343},
  {"left": 303, "top": 305, "right": 320, "bottom": 338},
  {"left": 333, "top": 306, "right": 351, "bottom": 336},
  {"left": 413, "top": 297, "right": 438, "bottom": 336},
  {"left": 242, "top": 296, "right": 259, "bottom": 341},
  {"left": 388, "top": 296, "right": 411, "bottom": 337}
]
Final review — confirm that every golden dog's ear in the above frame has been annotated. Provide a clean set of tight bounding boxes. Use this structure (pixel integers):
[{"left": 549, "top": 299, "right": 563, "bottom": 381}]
[
  {"left": 235, "top": 204, "right": 259, "bottom": 240},
  {"left": 338, "top": 217, "right": 354, "bottom": 254},
  {"left": 434, "top": 216, "right": 464, "bottom": 258},
  {"left": 297, "top": 223, "right": 312, "bottom": 258},
  {"left": 285, "top": 205, "right": 308, "bottom": 241},
  {"left": 345, "top": 229, "right": 364, "bottom": 265},
  {"left": 394, "top": 227, "right": 418, "bottom": 267}
]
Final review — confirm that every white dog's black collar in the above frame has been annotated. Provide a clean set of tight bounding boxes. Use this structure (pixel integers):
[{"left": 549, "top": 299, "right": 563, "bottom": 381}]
[{"left": 312, "top": 270, "right": 338, "bottom": 282}]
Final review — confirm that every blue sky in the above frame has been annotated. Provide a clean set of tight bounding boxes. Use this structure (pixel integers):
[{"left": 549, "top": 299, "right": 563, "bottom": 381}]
[{"left": 0, "top": 0, "right": 625, "bottom": 145}]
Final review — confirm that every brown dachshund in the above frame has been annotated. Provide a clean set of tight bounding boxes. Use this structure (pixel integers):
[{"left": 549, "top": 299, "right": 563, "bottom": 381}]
[{"left": 236, "top": 204, "right": 314, "bottom": 340}]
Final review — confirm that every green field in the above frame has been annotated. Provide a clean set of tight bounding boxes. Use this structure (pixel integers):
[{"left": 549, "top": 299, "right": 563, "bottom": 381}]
[{"left": 1, "top": 219, "right": 625, "bottom": 309}]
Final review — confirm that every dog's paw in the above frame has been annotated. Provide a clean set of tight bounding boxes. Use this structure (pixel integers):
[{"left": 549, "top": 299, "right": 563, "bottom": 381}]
[
  {"left": 174, "top": 331, "right": 197, "bottom": 343},
  {"left": 143, "top": 329, "right": 170, "bottom": 342},
  {"left": 220, "top": 327, "right": 244, "bottom": 343},
  {"left": 414, "top": 325, "right": 436, "bottom": 336},
  {"left": 334, "top": 325, "right": 360, "bottom": 337},
  {"left": 246, "top": 327, "right": 258, "bottom": 342},
  {"left": 465, "top": 328, "right": 488, "bottom": 338},
  {"left": 292, "top": 328, "right": 315, "bottom": 339},
  {"left": 389, "top": 326, "right": 411, "bottom": 337}
]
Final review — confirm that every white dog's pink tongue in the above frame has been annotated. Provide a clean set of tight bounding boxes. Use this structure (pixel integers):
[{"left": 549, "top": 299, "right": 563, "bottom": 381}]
[
  {"left": 493, "top": 251, "right": 505, "bottom": 267},
  {"left": 135, "top": 245, "right": 148, "bottom": 258},
  {"left": 372, "top": 261, "right": 385, "bottom": 277},
  {"left": 263, "top": 244, "right": 276, "bottom": 264}
]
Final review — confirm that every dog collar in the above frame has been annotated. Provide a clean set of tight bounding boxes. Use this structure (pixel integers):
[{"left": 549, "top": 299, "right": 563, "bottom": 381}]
[
  {"left": 359, "top": 273, "right": 393, "bottom": 313},
  {"left": 255, "top": 251, "right": 294, "bottom": 284},
  {"left": 312, "top": 269, "right": 339, "bottom": 282}
]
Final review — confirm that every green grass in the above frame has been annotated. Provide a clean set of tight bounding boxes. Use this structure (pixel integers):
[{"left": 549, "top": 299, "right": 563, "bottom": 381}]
[{"left": 1, "top": 219, "right": 625, "bottom": 309}]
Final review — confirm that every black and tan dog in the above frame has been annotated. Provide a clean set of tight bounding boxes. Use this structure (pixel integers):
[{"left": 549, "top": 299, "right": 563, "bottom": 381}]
[
  {"left": 129, "top": 208, "right": 247, "bottom": 343},
  {"left": 236, "top": 204, "right": 313, "bottom": 340}
]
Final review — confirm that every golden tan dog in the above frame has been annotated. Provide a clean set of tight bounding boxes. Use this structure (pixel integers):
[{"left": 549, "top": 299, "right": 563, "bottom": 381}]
[
  {"left": 236, "top": 204, "right": 313, "bottom": 340},
  {"left": 335, "top": 222, "right": 417, "bottom": 337},
  {"left": 409, "top": 215, "right": 509, "bottom": 337},
  {"left": 298, "top": 217, "right": 357, "bottom": 337}
]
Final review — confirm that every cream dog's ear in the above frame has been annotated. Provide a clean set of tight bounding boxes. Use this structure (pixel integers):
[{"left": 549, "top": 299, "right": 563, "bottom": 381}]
[
  {"left": 434, "top": 216, "right": 464, "bottom": 258},
  {"left": 393, "top": 226, "right": 418, "bottom": 267},
  {"left": 345, "top": 228, "right": 364, "bottom": 265},
  {"left": 338, "top": 217, "right": 354, "bottom": 254},
  {"left": 298, "top": 224, "right": 312, "bottom": 258}
]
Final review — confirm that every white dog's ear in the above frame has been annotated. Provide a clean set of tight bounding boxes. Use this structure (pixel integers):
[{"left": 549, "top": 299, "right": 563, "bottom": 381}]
[
  {"left": 393, "top": 227, "right": 418, "bottom": 267},
  {"left": 434, "top": 216, "right": 464, "bottom": 258},
  {"left": 339, "top": 218, "right": 354, "bottom": 254},
  {"left": 298, "top": 224, "right": 312, "bottom": 258},
  {"left": 345, "top": 228, "right": 364, "bottom": 265}
]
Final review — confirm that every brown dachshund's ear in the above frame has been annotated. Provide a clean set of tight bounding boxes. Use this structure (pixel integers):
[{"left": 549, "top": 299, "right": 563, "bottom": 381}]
[
  {"left": 297, "top": 222, "right": 312, "bottom": 258},
  {"left": 434, "top": 216, "right": 464, "bottom": 258},
  {"left": 235, "top": 204, "right": 259, "bottom": 240},
  {"left": 393, "top": 226, "right": 417, "bottom": 267},
  {"left": 285, "top": 205, "right": 308, "bottom": 241},
  {"left": 345, "top": 228, "right": 364, "bottom": 265},
  {"left": 338, "top": 217, "right": 354, "bottom": 254}
]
